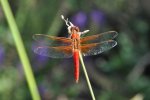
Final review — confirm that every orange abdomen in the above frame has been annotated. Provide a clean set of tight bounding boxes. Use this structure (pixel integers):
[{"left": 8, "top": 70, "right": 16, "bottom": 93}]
[{"left": 73, "top": 50, "right": 79, "bottom": 83}]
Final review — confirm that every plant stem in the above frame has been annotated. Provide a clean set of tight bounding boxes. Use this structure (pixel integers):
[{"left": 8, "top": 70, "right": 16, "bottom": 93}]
[
  {"left": 0, "top": 0, "right": 41, "bottom": 100},
  {"left": 79, "top": 51, "right": 96, "bottom": 100}
]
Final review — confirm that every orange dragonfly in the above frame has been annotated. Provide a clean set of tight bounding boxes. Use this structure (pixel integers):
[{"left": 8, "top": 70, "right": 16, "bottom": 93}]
[{"left": 33, "top": 15, "right": 117, "bottom": 83}]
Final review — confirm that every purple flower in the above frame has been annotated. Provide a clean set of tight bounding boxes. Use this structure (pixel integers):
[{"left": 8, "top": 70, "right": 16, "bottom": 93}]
[
  {"left": 91, "top": 10, "right": 105, "bottom": 25},
  {"left": 36, "top": 55, "right": 48, "bottom": 64},
  {"left": 39, "top": 85, "right": 46, "bottom": 94},
  {"left": 0, "top": 45, "right": 5, "bottom": 64},
  {"left": 71, "top": 11, "right": 87, "bottom": 29},
  {"left": 38, "top": 85, "right": 51, "bottom": 99},
  {"left": 31, "top": 42, "right": 48, "bottom": 69},
  {"left": 31, "top": 55, "right": 49, "bottom": 71}
]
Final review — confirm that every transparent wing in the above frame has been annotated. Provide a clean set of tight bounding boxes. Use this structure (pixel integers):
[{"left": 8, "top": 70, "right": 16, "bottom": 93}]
[
  {"left": 81, "top": 40, "right": 117, "bottom": 56},
  {"left": 33, "top": 45, "right": 73, "bottom": 58},
  {"left": 33, "top": 34, "right": 72, "bottom": 46},
  {"left": 80, "top": 31, "right": 118, "bottom": 44}
]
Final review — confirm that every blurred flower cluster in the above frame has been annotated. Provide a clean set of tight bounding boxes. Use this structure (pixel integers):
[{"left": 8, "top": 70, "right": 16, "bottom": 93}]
[
  {"left": 0, "top": 0, "right": 150, "bottom": 100},
  {"left": 71, "top": 10, "right": 105, "bottom": 31}
]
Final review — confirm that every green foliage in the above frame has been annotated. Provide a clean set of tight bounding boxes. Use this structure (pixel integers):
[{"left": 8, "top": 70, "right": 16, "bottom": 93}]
[{"left": 0, "top": 0, "right": 150, "bottom": 99}]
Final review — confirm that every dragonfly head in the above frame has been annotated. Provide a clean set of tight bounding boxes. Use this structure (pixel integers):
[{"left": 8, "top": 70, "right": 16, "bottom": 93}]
[
  {"left": 61, "top": 15, "right": 80, "bottom": 34},
  {"left": 70, "top": 26, "right": 80, "bottom": 34}
]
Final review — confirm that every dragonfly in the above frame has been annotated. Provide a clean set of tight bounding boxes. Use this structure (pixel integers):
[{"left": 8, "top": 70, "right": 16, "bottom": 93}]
[{"left": 33, "top": 15, "right": 118, "bottom": 83}]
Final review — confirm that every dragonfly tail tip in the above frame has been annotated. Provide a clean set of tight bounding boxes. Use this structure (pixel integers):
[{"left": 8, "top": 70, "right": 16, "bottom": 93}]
[{"left": 75, "top": 79, "right": 79, "bottom": 83}]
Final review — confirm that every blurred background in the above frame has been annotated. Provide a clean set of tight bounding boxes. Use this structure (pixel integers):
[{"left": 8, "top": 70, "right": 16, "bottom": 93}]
[{"left": 0, "top": 0, "right": 150, "bottom": 100}]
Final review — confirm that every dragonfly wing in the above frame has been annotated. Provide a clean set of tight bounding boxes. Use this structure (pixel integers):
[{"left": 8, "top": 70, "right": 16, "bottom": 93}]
[
  {"left": 33, "top": 34, "right": 72, "bottom": 46},
  {"left": 81, "top": 40, "right": 117, "bottom": 56},
  {"left": 33, "top": 45, "right": 73, "bottom": 58},
  {"left": 80, "top": 31, "right": 118, "bottom": 44}
]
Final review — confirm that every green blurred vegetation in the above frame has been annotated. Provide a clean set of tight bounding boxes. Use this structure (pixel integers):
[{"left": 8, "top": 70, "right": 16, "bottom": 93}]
[{"left": 0, "top": 0, "right": 150, "bottom": 100}]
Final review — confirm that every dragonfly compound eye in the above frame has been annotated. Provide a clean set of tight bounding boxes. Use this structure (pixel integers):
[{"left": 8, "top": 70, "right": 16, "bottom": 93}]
[{"left": 75, "top": 27, "right": 80, "bottom": 32}]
